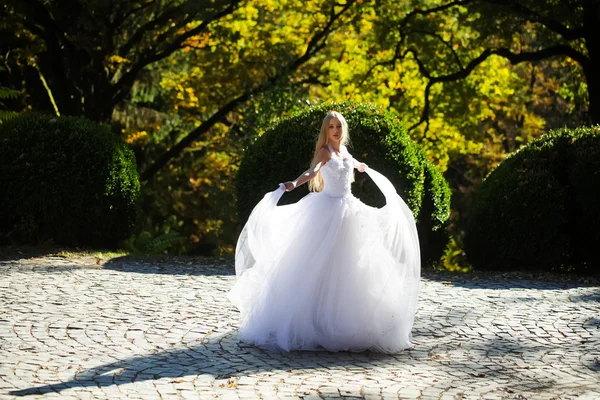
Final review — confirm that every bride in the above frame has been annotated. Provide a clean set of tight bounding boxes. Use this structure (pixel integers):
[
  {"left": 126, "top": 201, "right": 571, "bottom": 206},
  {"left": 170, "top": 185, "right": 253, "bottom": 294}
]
[{"left": 228, "top": 111, "right": 421, "bottom": 353}]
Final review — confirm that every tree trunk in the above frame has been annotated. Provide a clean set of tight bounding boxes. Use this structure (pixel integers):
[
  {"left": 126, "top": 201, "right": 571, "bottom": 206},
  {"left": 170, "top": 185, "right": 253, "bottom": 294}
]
[
  {"left": 588, "top": 71, "right": 600, "bottom": 125},
  {"left": 79, "top": 69, "right": 117, "bottom": 122},
  {"left": 584, "top": 0, "right": 600, "bottom": 125},
  {"left": 36, "top": 50, "right": 116, "bottom": 122}
]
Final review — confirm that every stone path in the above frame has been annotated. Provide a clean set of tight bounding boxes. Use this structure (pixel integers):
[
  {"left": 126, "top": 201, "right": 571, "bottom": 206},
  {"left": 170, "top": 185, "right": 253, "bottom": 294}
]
[{"left": 0, "top": 255, "right": 598, "bottom": 399}]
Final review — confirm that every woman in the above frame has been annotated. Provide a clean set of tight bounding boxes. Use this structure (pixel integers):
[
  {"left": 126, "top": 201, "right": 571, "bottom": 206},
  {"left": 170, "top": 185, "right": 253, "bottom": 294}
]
[{"left": 228, "top": 111, "right": 421, "bottom": 353}]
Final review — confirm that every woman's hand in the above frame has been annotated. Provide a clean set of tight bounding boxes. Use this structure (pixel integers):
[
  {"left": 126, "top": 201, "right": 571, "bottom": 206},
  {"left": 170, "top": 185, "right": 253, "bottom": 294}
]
[
  {"left": 283, "top": 181, "right": 296, "bottom": 191},
  {"left": 357, "top": 163, "right": 368, "bottom": 173}
]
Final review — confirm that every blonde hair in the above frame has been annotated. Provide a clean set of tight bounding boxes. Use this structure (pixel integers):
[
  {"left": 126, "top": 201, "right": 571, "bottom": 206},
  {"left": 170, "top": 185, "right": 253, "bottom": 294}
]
[{"left": 308, "top": 111, "right": 352, "bottom": 192}]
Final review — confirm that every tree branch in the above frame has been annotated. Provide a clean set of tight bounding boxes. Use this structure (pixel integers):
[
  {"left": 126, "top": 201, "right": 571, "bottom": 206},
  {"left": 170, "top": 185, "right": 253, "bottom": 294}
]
[
  {"left": 141, "top": 92, "right": 249, "bottom": 181},
  {"left": 358, "top": 43, "right": 409, "bottom": 87},
  {"left": 399, "top": 0, "right": 476, "bottom": 31},
  {"left": 409, "top": 81, "right": 432, "bottom": 136},
  {"left": 290, "top": 0, "right": 357, "bottom": 71},
  {"left": 378, "top": 0, "right": 590, "bottom": 134},
  {"left": 406, "top": 44, "right": 591, "bottom": 133},
  {"left": 11, "top": 0, "right": 76, "bottom": 54},
  {"left": 118, "top": 0, "right": 188, "bottom": 57},
  {"left": 295, "top": 76, "right": 329, "bottom": 87},
  {"left": 491, "top": 0, "right": 585, "bottom": 41},
  {"left": 407, "top": 48, "right": 433, "bottom": 78},
  {"left": 492, "top": 45, "right": 590, "bottom": 72},
  {"left": 110, "top": 0, "right": 157, "bottom": 34},
  {"left": 19, "top": 19, "right": 74, "bottom": 103},
  {"left": 408, "top": 29, "right": 464, "bottom": 70},
  {"left": 111, "top": 1, "right": 240, "bottom": 107},
  {"left": 151, "top": 13, "right": 200, "bottom": 49}
]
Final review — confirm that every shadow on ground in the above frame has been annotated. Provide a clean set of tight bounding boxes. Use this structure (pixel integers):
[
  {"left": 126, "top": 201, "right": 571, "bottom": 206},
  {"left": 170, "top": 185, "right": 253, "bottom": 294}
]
[
  {"left": 101, "top": 256, "right": 236, "bottom": 276},
  {"left": 8, "top": 331, "right": 412, "bottom": 396},
  {"left": 0, "top": 251, "right": 236, "bottom": 277},
  {"left": 0, "top": 245, "right": 67, "bottom": 261},
  {"left": 10, "top": 328, "right": 591, "bottom": 397},
  {"left": 423, "top": 270, "right": 600, "bottom": 290}
]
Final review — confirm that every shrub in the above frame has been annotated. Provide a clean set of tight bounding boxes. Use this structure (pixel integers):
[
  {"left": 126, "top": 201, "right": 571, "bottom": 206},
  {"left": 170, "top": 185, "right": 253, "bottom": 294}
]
[
  {"left": 465, "top": 125, "right": 600, "bottom": 273},
  {"left": 0, "top": 113, "right": 141, "bottom": 247},
  {"left": 567, "top": 131, "right": 600, "bottom": 268},
  {"left": 236, "top": 102, "right": 451, "bottom": 266}
]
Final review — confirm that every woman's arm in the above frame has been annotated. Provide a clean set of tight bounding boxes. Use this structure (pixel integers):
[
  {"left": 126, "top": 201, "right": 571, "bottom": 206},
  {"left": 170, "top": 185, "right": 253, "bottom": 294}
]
[
  {"left": 352, "top": 158, "right": 368, "bottom": 173},
  {"left": 282, "top": 148, "right": 329, "bottom": 191},
  {"left": 342, "top": 145, "right": 367, "bottom": 172}
]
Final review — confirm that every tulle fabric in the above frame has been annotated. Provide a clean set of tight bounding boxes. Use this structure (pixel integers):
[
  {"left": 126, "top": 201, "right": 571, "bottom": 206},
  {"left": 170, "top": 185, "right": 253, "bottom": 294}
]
[{"left": 228, "top": 160, "right": 420, "bottom": 353}]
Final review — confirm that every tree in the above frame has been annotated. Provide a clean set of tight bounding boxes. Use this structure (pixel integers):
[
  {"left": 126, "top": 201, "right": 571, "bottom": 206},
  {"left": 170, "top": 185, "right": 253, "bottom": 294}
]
[
  {"left": 295, "top": 0, "right": 590, "bottom": 266},
  {"left": 1, "top": 0, "right": 359, "bottom": 180},
  {"left": 138, "top": 0, "right": 359, "bottom": 180},
  {"left": 110, "top": 0, "right": 362, "bottom": 252},
  {"left": 1, "top": 0, "right": 241, "bottom": 121},
  {"left": 370, "top": 0, "right": 597, "bottom": 129}
]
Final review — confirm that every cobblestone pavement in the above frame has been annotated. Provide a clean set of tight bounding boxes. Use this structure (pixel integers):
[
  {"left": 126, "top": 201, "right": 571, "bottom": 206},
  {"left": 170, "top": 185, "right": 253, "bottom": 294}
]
[{"left": 0, "top": 255, "right": 598, "bottom": 400}]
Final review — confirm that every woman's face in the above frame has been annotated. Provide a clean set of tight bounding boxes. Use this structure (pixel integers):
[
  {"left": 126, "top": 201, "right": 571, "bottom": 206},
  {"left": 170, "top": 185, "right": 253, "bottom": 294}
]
[{"left": 327, "top": 117, "right": 343, "bottom": 143}]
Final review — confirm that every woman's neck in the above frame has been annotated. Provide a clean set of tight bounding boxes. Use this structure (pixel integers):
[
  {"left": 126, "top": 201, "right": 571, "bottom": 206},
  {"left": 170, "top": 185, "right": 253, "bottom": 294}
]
[{"left": 329, "top": 140, "right": 341, "bottom": 151}]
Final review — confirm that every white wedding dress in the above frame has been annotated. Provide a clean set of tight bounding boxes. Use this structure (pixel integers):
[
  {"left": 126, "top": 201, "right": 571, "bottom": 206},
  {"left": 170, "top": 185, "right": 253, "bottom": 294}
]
[{"left": 228, "top": 145, "right": 421, "bottom": 353}]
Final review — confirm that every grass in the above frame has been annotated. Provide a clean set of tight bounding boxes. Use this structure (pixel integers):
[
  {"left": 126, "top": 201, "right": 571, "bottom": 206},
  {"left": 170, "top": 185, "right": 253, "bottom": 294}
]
[
  {"left": 0, "top": 244, "right": 235, "bottom": 267},
  {"left": 0, "top": 244, "right": 128, "bottom": 260}
]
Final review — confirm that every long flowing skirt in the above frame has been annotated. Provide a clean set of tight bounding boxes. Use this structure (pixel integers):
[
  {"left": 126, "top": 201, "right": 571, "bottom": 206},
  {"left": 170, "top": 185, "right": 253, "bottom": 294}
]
[{"left": 228, "top": 168, "right": 420, "bottom": 353}]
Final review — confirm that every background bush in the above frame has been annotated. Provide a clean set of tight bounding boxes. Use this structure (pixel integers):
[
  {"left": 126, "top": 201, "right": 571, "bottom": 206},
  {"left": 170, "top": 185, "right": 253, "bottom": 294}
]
[
  {"left": 0, "top": 113, "right": 141, "bottom": 247},
  {"left": 236, "top": 102, "right": 451, "bottom": 266},
  {"left": 465, "top": 125, "right": 600, "bottom": 273}
]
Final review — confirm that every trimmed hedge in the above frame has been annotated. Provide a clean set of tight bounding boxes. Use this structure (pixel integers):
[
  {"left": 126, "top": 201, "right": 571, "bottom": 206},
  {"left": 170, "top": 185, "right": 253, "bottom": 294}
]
[
  {"left": 236, "top": 102, "right": 451, "bottom": 266},
  {"left": 465, "top": 125, "right": 600, "bottom": 273},
  {"left": 0, "top": 113, "right": 141, "bottom": 247}
]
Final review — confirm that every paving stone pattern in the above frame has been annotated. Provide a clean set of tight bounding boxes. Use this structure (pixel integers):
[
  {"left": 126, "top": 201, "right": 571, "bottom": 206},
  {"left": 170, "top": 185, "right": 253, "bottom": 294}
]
[{"left": 0, "top": 256, "right": 599, "bottom": 399}]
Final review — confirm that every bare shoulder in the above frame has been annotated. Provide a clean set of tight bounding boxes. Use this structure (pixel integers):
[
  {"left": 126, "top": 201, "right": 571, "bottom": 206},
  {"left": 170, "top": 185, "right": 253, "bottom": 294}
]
[
  {"left": 315, "top": 147, "right": 331, "bottom": 164},
  {"left": 318, "top": 146, "right": 331, "bottom": 157}
]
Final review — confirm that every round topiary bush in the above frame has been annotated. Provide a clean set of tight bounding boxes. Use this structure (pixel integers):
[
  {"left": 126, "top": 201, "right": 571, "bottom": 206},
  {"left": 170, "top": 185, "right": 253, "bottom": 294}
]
[
  {"left": 465, "top": 125, "right": 600, "bottom": 273},
  {"left": 0, "top": 113, "right": 141, "bottom": 247},
  {"left": 236, "top": 102, "right": 451, "bottom": 266}
]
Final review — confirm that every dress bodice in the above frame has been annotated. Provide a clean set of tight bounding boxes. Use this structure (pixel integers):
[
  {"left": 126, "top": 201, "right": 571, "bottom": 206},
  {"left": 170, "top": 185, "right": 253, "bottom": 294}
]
[{"left": 321, "top": 144, "right": 353, "bottom": 198}]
